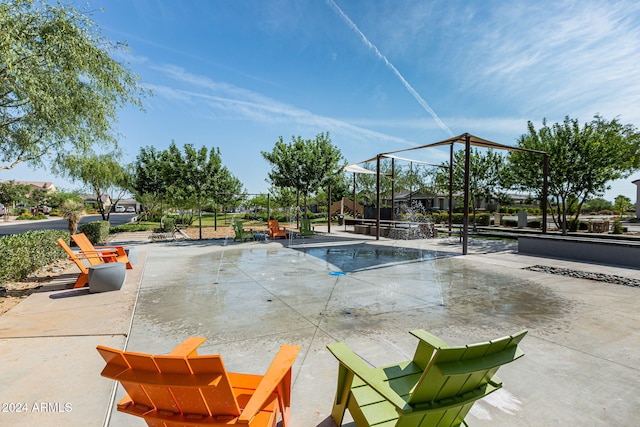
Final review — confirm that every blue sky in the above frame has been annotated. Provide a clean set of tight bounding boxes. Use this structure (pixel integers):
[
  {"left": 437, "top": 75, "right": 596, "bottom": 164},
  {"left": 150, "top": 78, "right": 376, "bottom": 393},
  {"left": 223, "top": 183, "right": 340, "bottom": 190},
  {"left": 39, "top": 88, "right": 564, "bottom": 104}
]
[{"left": 5, "top": 0, "right": 640, "bottom": 202}]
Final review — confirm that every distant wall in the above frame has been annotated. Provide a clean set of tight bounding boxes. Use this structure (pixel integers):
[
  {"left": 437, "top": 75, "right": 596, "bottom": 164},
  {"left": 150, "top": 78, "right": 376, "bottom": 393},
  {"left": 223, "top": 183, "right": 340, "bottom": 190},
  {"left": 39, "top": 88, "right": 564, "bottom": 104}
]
[
  {"left": 635, "top": 179, "right": 640, "bottom": 218},
  {"left": 518, "top": 235, "right": 640, "bottom": 268}
]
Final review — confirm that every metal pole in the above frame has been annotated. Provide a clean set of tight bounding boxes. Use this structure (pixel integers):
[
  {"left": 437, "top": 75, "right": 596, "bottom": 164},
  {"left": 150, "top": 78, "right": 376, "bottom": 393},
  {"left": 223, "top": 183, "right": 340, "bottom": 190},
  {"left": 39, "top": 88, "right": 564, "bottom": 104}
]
[
  {"left": 463, "top": 134, "right": 471, "bottom": 255},
  {"left": 448, "top": 142, "right": 454, "bottom": 233},
  {"left": 327, "top": 183, "right": 331, "bottom": 233},
  {"left": 376, "top": 154, "right": 381, "bottom": 240},
  {"left": 542, "top": 154, "right": 549, "bottom": 234},
  {"left": 409, "top": 162, "right": 413, "bottom": 207},
  {"left": 391, "top": 158, "right": 395, "bottom": 220},
  {"left": 353, "top": 173, "right": 357, "bottom": 218}
]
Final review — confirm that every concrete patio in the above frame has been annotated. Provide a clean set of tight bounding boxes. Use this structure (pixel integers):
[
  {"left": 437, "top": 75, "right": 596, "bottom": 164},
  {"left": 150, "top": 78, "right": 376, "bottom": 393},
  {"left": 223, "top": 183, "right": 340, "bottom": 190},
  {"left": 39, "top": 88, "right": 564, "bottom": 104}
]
[{"left": 0, "top": 227, "right": 638, "bottom": 426}]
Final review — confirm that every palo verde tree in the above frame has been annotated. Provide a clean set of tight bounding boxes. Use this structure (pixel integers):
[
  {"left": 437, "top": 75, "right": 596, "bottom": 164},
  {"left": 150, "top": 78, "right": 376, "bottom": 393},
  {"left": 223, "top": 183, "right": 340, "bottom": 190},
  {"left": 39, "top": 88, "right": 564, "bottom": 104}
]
[
  {"left": 262, "top": 132, "right": 343, "bottom": 219},
  {"left": 509, "top": 115, "right": 640, "bottom": 234},
  {"left": 0, "top": 0, "right": 145, "bottom": 173},
  {"left": 62, "top": 152, "right": 131, "bottom": 220}
]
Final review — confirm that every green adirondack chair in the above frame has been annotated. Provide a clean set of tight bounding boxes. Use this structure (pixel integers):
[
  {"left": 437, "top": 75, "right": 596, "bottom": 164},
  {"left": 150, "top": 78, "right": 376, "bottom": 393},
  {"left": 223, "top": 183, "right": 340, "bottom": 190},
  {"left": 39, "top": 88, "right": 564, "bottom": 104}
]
[
  {"left": 299, "top": 218, "right": 315, "bottom": 237},
  {"left": 233, "top": 220, "right": 255, "bottom": 241},
  {"left": 327, "top": 329, "right": 527, "bottom": 427}
]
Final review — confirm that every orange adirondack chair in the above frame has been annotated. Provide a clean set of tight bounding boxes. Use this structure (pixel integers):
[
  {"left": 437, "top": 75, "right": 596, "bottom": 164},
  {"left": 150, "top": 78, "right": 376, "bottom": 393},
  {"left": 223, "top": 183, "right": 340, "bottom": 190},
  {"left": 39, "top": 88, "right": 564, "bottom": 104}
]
[
  {"left": 56, "top": 238, "right": 93, "bottom": 288},
  {"left": 97, "top": 337, "right": 300, "bottom": 427},
  {"left": 71, "top": 233, "right": 133, "bottom": 269},
  {"left": 268, "top": 220, "right": 287, "bottom": 239}
]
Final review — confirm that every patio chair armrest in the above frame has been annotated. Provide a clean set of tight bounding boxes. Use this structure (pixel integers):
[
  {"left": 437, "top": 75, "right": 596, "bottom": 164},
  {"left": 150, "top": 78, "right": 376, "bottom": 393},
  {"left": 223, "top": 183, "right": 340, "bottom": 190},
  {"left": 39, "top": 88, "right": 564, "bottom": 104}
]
[
  {"left": 238, "top": 344, "right": 300, "bottom": 423},
  {"left": 409, "top": 329, "right": 448, "bottom": 349},
  {"left": 79, "top": 249, "right": 119, "bottom": 261},
  {"left": 327, "top": 342, "right": 410, "bottom": 412},
  {"left": 168, "top": 337, "right": 207, "bottom": 356}
]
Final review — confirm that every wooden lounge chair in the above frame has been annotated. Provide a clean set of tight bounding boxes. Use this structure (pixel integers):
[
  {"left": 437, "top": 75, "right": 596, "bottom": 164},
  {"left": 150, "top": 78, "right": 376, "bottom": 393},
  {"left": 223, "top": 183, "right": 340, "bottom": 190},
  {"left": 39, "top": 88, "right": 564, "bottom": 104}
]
[
  {"left": 71, "top": 232, "right": 134, "bottom": 269},
  {"left": 57, "top": 238, "right": 126, "bottom": 291},
  {"left": 97, "top": 337, "right": 300, "bottom": 427},
  {"left": 327, "top": 329, "right": 527, "bottom": 427},
  {"left": 56, "top": 238, "right": 93, "bottom": 288},
  {"left": 233, "top": 220, "right": 255, "bottom": 242},
  {"left": 299, "top": 218, "right": 314, "bottom": 237},
  {"left": 268, "top": 219, "right": 287, "bottom": 239}
]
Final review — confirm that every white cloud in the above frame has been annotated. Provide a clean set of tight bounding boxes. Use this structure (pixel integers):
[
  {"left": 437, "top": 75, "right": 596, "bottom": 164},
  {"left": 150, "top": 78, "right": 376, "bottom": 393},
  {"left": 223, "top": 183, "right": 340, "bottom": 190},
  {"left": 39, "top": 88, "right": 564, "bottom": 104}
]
[
  {"left": 148, "top": 66, "right": 419, "bottom": 149},
  {"left": 460, "top": 1, "right": 640, "bottom": 122}
]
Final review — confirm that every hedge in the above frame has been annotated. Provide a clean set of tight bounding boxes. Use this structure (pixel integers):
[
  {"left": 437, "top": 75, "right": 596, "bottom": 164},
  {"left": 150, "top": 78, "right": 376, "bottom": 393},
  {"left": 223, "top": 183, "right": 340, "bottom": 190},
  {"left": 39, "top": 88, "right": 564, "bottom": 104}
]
[
  {"left": 0, "top": 230, "right": 69, "bottom": 283},
  {"left": 78, "top": 220, "right": 111, "bottom": 244}
]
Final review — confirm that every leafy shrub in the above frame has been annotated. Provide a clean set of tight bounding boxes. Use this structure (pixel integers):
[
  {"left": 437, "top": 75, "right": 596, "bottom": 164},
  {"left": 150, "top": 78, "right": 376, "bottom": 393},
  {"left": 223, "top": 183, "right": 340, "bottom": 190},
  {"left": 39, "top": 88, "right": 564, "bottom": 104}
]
[
  {"left": 568, "top": 220, "right": 589, "bottom": 231},
  {"left": 110, "top": 223, "right": 156, "bottom": 233},
  {"left": 612, "top": 220, "right": 624, "bottom": 234},
  {"left": 527, "top": 220, "right": 541, "bottom": 228},
  {"left": 79, "top": 220, "right": 111, "bottom": 244},
  {"left": 16, "top": 213, "right": 48, "bottom": 220},
  {"left": 0, "top": 230, "right": 68, "bottom": 283},
  {"left": 502, "top": 219, "right": 518, "bottom": 227},
  {"left": 161, "top": 217, "right": 176, "bottom": 232},
  {"left": 598, "top": 210, "right": 614, "bottom": 215},
  {"left": 474, "top": 214, "right": 491, "bottom": 226}
]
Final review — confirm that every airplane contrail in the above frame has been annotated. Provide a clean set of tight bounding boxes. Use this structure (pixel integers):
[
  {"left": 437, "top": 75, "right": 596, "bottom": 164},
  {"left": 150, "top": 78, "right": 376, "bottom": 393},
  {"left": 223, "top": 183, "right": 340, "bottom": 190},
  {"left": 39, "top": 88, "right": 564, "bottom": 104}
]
[{"left": 325, "top": 0, "right": 454, "bottom": 137}]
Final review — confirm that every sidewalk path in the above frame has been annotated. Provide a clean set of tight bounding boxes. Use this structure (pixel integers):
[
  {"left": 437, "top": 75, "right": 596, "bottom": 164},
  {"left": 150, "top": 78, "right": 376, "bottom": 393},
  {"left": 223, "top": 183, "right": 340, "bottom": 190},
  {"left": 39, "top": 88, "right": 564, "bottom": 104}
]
[{"left": 0, "top": 232, "right": 150, "bottom": 427}]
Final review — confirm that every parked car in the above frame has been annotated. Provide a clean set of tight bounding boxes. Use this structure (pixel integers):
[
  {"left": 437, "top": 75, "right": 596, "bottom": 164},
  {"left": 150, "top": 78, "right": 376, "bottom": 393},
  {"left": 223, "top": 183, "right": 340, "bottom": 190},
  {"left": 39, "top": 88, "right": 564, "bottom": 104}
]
[
  {"left": 126, "top": 206, "right": 136, "bottom": 213},
  {"left": 39, "top": 206, "right": 52, "bottom": 214},
  {"left": 114, "top": 205, "right": 125, "bottom": 213},
  {"left": 0, "top": 204, "right": 6, "bottom": 215}
]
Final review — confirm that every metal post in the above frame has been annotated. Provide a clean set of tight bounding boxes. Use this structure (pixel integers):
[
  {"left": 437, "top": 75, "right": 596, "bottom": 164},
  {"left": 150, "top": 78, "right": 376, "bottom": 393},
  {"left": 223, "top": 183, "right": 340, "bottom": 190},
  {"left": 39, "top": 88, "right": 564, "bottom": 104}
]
[
  {"left": 327, "top": 183, "right": 331, "bottom": 234},
  {"left": 463, "top": 134, "right": 471, "bottom": 255},
  {"left": 448, "top": 142, "right": 454, "bottom": 233},
  {"left": 376, "top": 154, "right": 381, "bottom": 240},
  {"left": 353, "top": 173, "right": 357, "bottom": 218},
  {"left": 391, "top": 158, "right": 395, "bottom": 220},
  {"left": 542, "top": 154, "right": 549, "bottom": 234}
]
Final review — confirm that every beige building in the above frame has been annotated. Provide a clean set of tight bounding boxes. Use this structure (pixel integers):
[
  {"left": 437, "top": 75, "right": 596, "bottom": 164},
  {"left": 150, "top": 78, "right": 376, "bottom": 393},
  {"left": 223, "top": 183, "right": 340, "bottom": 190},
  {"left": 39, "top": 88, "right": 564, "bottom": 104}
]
[{"left": 1, "top": 180, "right": 57, "bottom": 193}]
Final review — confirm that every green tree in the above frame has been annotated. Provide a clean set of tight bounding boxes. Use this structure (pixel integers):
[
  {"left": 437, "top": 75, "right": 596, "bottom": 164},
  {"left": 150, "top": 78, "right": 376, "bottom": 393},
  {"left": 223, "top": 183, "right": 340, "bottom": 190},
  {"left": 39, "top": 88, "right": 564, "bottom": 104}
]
[
  {"left": 581, "top": 197, "right": 613, "bottom": 213},
  {"left": 268, "top": 185, "right": 296, "bottom": 211},
  {"left": 0, "top": 180, "right": 30, "bottom": 209},
  {"left": 354, "top": 160, "right": 396, "bottom": 207},
  {"left": 161, "top": 142, "right": 242, "bottom": 239},
  {"left": 0, "top": 0, "right": 145, "bottom": 173},
  {"left": 509, "top": 115, "right": 640, "bottom": 234},
  {"left": 435, "top": 149, "right": 509, "bottom": 225},
  {"left": 613, "top": 195, "right": 632, "bottom": 216},
  {"left": 62, "top": 153, "right": 130, "bottom": 220},
  {"left": 262, "top": 132, "right": 343, "bottom": 219},
  {"left": 131, "top": 146, "right": 168, "bottom": 220}
]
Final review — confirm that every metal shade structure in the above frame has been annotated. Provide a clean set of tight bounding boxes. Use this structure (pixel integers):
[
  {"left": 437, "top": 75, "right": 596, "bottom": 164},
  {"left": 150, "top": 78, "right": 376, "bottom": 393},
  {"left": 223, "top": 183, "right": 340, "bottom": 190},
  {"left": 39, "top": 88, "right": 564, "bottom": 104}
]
[{"left": 365, "top": 133, "right": 549, "bottom": 255}]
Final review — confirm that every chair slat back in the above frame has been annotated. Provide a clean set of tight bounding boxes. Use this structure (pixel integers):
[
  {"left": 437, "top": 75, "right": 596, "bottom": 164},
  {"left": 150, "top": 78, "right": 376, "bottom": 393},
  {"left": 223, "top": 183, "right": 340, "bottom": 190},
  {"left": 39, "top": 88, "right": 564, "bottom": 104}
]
[
  {"left": 268, "top": 220, "right": 286, "bottom": 237},
  {"left": 97, "top": 346, "right": 241, "bottom": 420},
  {"left": 300, "top": 219, "right": 313, "bottom": 235},
  {"left": 408, "top": 330, "right": 527, "bottom": 405},
  {"left": 71, "top": 233, "right": 106, "bottom": 265}
]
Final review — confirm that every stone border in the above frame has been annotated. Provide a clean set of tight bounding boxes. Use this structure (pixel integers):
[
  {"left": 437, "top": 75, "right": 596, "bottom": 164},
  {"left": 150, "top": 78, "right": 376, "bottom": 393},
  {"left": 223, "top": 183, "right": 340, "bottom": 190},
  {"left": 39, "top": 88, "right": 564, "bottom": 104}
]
[{"left": 524, "top": 265, "right": 640, "bottom": 287}]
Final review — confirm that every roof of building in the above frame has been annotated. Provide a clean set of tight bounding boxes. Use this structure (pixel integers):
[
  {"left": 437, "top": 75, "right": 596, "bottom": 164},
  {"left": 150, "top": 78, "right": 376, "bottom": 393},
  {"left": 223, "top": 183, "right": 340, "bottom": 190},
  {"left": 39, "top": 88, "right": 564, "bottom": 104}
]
[{"left": 1, "top": 180, "right": 57, "bottom": 192}]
